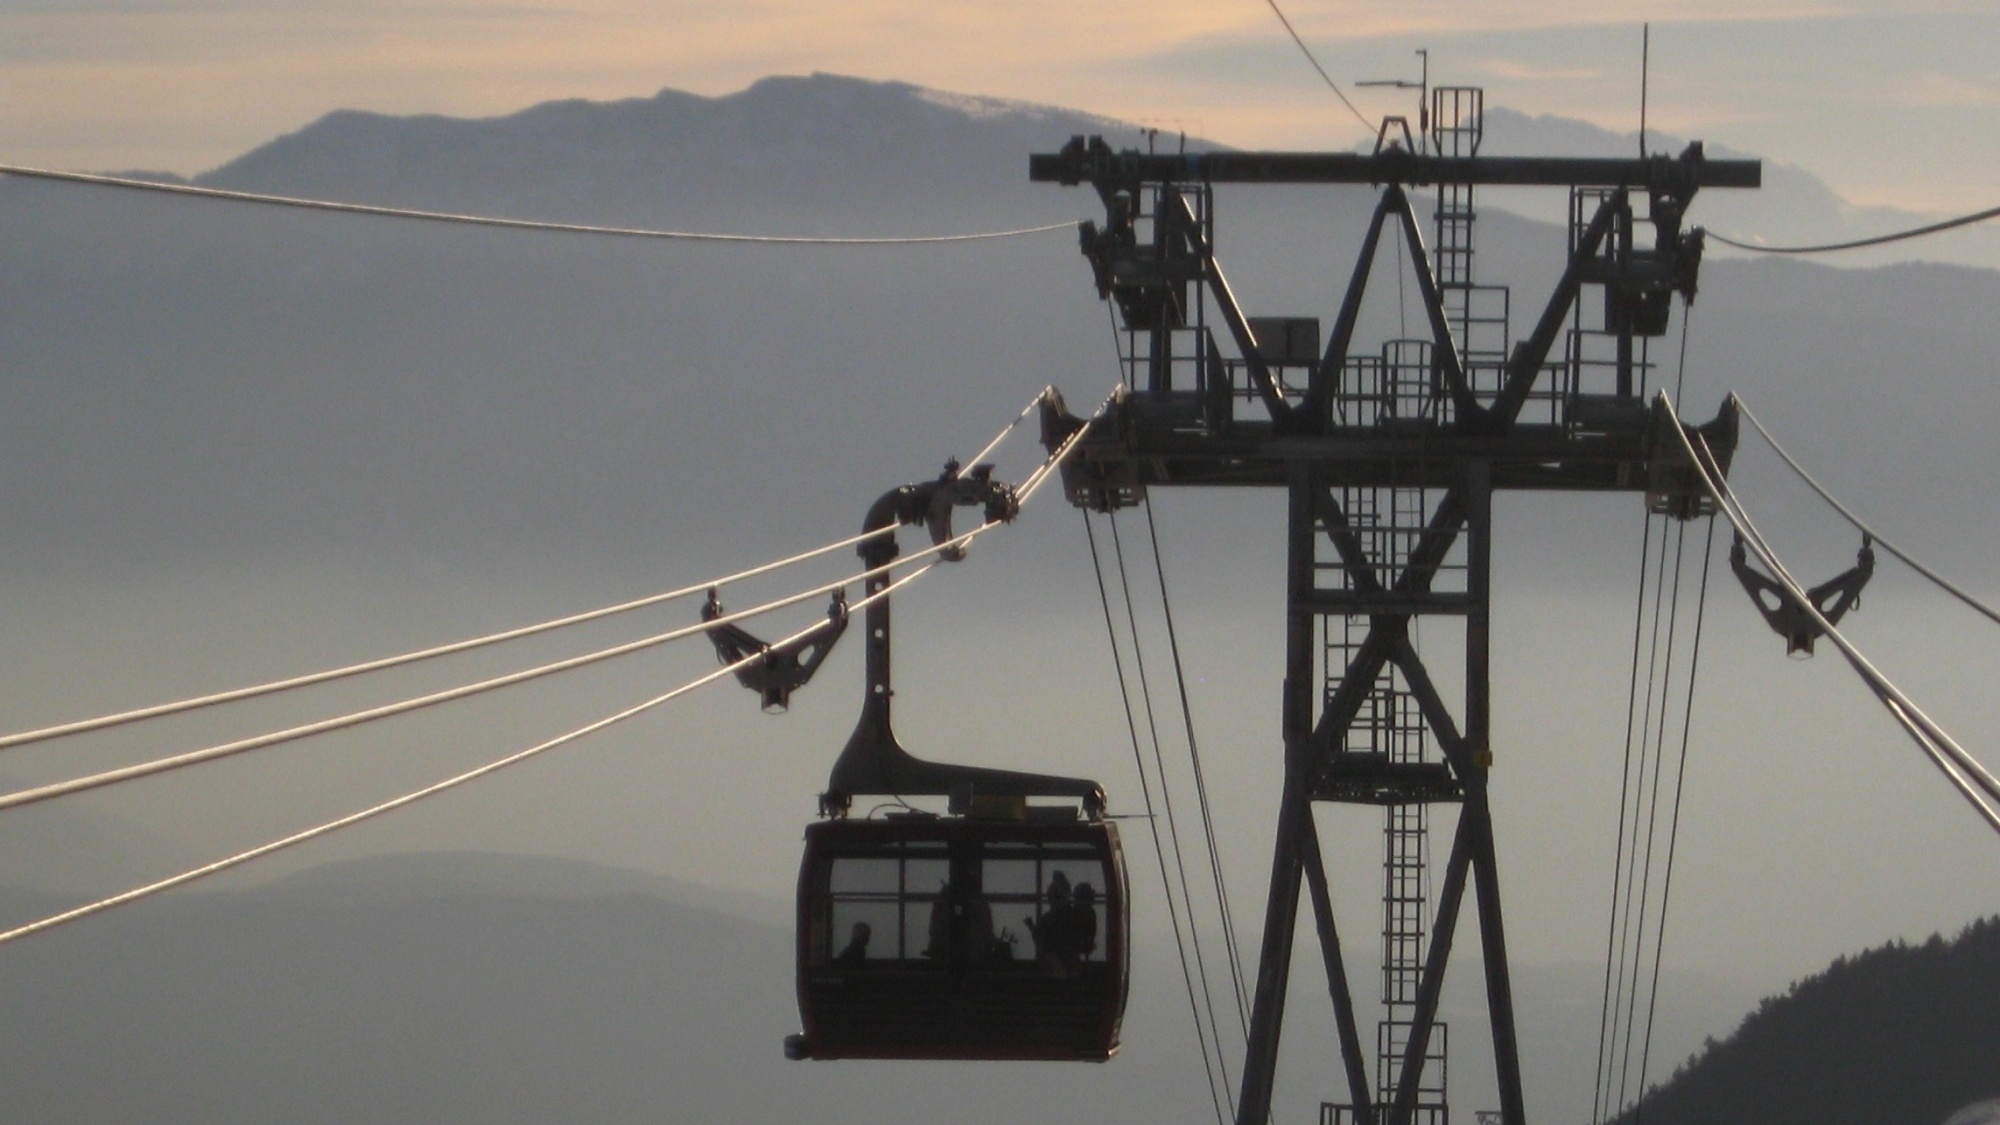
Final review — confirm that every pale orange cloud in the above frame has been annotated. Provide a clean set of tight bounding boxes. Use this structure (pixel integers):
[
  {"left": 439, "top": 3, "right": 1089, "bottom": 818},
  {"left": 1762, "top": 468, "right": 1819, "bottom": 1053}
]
[{"left": 0, "top": 0, "right": 1994, "bottom": 211}]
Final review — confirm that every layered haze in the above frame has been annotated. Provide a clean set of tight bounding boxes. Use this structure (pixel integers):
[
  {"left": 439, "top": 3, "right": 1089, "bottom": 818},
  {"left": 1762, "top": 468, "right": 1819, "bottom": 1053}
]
[{"left": 3, "top": 74, "right": 1998, "bottom": 1123}]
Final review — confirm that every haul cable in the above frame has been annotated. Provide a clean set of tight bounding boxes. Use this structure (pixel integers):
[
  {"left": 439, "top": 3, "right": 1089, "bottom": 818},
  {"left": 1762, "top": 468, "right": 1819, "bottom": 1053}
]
[
  {"left": 1084, "top": 508, "right": 1230, "bottom": 1125},
  {"left": 0, "top": 396, "right": 1094, "bottom": 815},
  {"left": 1632, "top": 516, "right": 1718, "bottom": 1124},
  {"left": 1662, "top": 392, "right": 2000, "bottom": 832},
  {"left": 0, "top": 389, "right": 1055, "bottom": 751},
  {"left": 1256, "top": 0, "right": 1374, "bottom": 132},
  {"left": 1111, "top": 507, "right": 1241, "bottom": 1100},
  {"left": 1738, "top": 399, "right": 2000, "bottom": 629},
  {"left": 0, "top": 565, "right": 937, "bottom": 948},
  {"left": 1146, "top": 501, "right": 1254, "bottom": 1032}
]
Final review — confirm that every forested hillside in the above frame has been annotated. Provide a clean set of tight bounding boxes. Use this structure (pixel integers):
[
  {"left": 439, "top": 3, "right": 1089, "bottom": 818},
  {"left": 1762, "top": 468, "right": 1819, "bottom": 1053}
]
[{"left": 1621, "top": 918, "right": 2000, "bottom": 1125}]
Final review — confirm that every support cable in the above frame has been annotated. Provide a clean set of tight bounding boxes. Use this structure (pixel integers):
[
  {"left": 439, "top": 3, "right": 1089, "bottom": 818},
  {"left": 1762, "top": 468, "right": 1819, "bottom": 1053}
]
[
  {"left": 0, "top": 393, "right": 1113, "bottom": 934},
  {"left": 1624, "top": 313, "right": 1717, "bottom": 1120},
  {"left": 963, "top": 388, "right": 1051, "bottom": 471},
  {"left": 0, "top": 527, "right": 887, "bottom": 751},
  {"left": 1592, "top": 510, "right": 1655, "bottom": 1125},
  {"left": 1706, "top": 203, "right": 2000, "bottom": 255},
  {"left": 1254, "top": 0, "right": 1375, "bottom": 132},
  {"left": 1600, "top": 508, "right": 1678, "bottom": 1122},
  {"left": 1082, "top": 510, "right": 1229, "bottom": 1125},
  {"left": 1144, "top": 501, "right": 1255, "bottom": 1032},
  {"left": 1661, "top": 392, "right": 2000, "bottom": 832},
  {"left": 0, "top": 565, "right": 937, "bottom": 948},
  {"left": 1700, "top": 430, "right": 2000, "bottom": 812},
  {"left": 1616, "top": 515, "right": 1693, "bottom": 1114},
  {"left": 0, "top": 165, "right": 1076, "bottom": 245},
  {"left": 0, "top": 390, "right": 1055, "bottom": 751},
  {"left": 0, "top": 561, "right": 872, "bottom": 812},
  {"left": 1, "top": 423, "right": 1084, "bottom": 815},
  {"left": 1633, "top": 514, "right": 1719, "bottom": 1123},
  {"left": 1109, "top": 509, "right": 1239, "bottom": 1099},
  {"left": 1704, "top": 441, "right": 2000, "bottom": 827},
  {"left": 1596, "top": 283, "right": 1690, "bottom": 1117},
  {"left": 1737, "top": 399, "right": 2000, "bottom": 629}
]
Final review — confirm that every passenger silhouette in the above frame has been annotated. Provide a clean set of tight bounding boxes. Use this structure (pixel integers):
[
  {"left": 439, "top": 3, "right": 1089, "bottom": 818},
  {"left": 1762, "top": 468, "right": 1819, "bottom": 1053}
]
[
  {"left": 1025, "top": 871, "right": 1077, "bottom": 971},
  {"left": 923, "top": 880, "right": 952, "bottom": 960},
  {"left": 835, "top": 920, "right": 872, "bottom": 964},
  {"left": 1070, "top": 883, "right": 1099, "bottom": 960},
  {"left": 967, "top": 898, "right": 1012, "bottom": 964}
]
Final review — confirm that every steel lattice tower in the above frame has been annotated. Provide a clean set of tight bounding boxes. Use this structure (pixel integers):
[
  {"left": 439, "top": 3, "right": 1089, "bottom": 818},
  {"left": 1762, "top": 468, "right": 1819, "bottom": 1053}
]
[{"left": 1033, "top": 89, "right": 1758, "bottom": 1125}]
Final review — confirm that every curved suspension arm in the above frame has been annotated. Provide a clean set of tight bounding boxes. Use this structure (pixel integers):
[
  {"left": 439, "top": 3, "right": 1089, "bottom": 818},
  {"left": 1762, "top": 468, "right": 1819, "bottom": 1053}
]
[{"left": 827, "top": 462, "right": 1106, "bottom": 816}]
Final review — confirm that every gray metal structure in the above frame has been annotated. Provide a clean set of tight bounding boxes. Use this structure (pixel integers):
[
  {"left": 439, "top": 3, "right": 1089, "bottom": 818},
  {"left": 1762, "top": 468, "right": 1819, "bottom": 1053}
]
[{"left": 1032, "top": 90, "right": 1757, "bottom": 1125}]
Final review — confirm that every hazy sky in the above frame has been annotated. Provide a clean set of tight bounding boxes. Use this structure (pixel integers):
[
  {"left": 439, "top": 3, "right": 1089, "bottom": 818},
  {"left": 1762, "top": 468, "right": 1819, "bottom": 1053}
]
[
  {"left": 5, "top": 13, "right": 2000, "bottom": 1113},
  {"left": 3, "top": 0, "right": 1996, "bottom": 210}
]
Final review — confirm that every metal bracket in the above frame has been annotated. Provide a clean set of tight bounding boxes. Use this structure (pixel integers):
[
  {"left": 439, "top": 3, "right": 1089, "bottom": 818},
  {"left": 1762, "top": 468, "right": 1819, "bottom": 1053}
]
[
  {"left": 1372, "top": 116, "right": 1418, "bottom": 156},
  {"left": 701, "top": 587, "right": 848, "bottom": 713},
  {"left": 1730, "top": 533, "right": 1874, "bottom": 656}
]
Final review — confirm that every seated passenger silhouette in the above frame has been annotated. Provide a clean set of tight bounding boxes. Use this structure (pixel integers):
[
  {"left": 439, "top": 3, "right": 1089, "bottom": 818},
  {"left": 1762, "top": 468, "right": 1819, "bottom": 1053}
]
[{"left": 835, "top": 920, "right": 872, "bottom": 965}]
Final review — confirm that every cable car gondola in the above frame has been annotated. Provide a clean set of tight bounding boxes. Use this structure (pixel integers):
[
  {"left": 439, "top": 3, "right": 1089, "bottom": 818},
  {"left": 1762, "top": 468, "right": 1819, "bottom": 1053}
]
[
  {"left": 797, "top": 812, "right": 1126, "bottom": 1061},
  {"left": 707, "top": 463, "right": 1129, "bottom": 1062}
]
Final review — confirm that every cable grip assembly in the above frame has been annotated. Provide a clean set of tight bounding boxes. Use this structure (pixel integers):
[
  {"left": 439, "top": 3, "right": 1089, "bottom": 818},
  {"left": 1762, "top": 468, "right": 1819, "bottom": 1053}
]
[
  {"left": 1730, "top": 532, "right": 1873, "bottom": 657},
  {"left": 702, "top": 588, "right": 848, "bottom": 713}
]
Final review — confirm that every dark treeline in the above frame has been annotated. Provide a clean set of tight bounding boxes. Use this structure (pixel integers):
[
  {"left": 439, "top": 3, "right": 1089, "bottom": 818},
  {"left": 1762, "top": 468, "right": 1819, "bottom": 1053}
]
[{"left": 1618, "top": 917, "right": 2000, "bottom": 1125}]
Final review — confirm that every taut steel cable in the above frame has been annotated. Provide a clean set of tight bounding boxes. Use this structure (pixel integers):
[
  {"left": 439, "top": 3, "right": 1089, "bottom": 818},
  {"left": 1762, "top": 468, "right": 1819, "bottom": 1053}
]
[
  {"left": 0, "top": 437, "right": 1074, "bottom": 814},
  {"left": 0, "top": 526, "right": 890, "bottom": 751},
  {"left": 1660, "top": 392, "right": 2000, "bottom": 833},
  {"left": 0, "top": 565, "right": 937, "bottom": 947},
  {"left": 1084, "top": 510, "right": 1230, "bottom": 1125},
  {"left": 1738, "top": 399, "right": 2000, "bottom": 629},
  {"left": 0, "top": 391, "right": 1054, "bottom": 751}
]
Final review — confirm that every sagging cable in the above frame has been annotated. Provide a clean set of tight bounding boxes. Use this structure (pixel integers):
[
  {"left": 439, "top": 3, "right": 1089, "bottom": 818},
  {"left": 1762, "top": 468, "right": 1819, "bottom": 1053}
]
[
  {"left": 0, "top": 165, "right": 1076, "bottom": 245},
  {"left": 1706, "top": 203, "right": 2000, "bottom": 255}
]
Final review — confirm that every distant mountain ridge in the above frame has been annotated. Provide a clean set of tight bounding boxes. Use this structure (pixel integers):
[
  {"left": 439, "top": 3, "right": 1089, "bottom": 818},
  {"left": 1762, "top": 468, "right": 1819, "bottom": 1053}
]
[
  {"left": 194, "top": 73, "right": 1155, "bottom": 230},
  {"left": 253, "top": 849, "right": 791, "bottom": 925},
  {"left": 158, "top": 73, "right": 1997, "bottom": 270},
  {"left": 74, "top": 73, "right": 1996, "bottom": 270},
  {"left": 1476, "top": 106, "right": 2000, "bottom": 271},
  {"left": 0, "top": 850, "right": 1237, "bottom": 1125}
]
